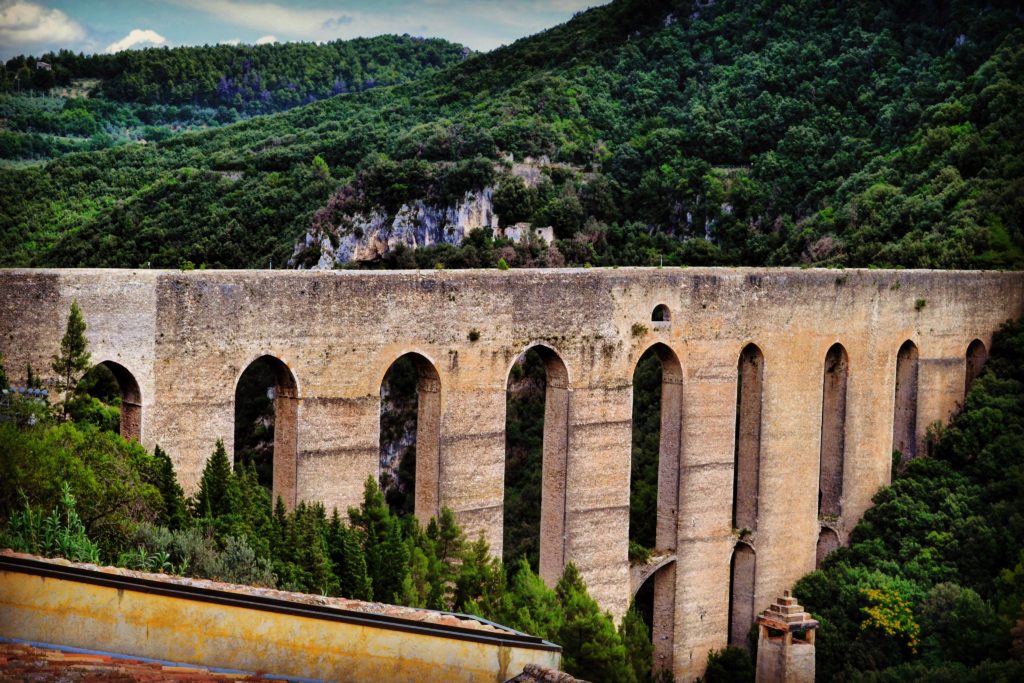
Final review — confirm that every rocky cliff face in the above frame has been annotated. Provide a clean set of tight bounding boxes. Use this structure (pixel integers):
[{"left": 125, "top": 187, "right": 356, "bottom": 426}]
[{"left": 292, "top": 189, "right": 497, "bottom": 268}]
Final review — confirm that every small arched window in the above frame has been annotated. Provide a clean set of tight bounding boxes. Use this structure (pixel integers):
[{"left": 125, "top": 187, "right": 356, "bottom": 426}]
[{"left": 652, "top": 304, "right": 671, "bottom": 323}]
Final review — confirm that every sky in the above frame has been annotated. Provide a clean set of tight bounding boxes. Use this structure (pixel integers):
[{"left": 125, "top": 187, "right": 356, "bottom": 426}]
[{"left": 0, "top": 0, "right": 609, "bottom": 60}]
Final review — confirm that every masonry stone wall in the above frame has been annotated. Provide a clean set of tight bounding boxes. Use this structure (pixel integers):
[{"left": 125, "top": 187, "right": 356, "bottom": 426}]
[{"left": 1, "top": 267, "right": 1021, "bottom": 681}]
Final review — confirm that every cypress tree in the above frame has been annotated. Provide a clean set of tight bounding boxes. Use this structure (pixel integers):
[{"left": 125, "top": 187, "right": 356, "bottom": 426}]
[
  {"left": 50, "top": 300, "right": 91, "bottom": 419},
  {"left": 0, "top": 352, "right": 9, "bottom": 391}
]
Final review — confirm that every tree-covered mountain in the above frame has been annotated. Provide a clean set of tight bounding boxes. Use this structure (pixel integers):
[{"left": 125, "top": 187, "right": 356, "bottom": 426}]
[
  {"left": 3, "top": 36, "right": 469, "bottom": 113},
  {"left": 0, "top": 36, "right": 469, "bottom": 162},
  {"left": 1, "top": 0, "right": 1022, "bottom": 270}
]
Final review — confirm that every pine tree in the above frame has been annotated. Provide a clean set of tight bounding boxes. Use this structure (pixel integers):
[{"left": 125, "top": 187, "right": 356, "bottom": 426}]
[
  {"left": 270, "top": 495, "right": 289, "bottom": 566},
  {"left": 153, "top": 445, "right": 188, "bottom": 530},
  {"left": 401, "top": 545, "right": 432, "bottom": 608},
  {"left": 556, "top": 563, "right": 636, "bottom": 683},
  {"left": 50, "top": 300, "right": 91, "bottom": 419},
  {"left": 620, "top": 607, "right": 654, "bottom": 683},
  {"left": 327, "top": 510, "right": 371, "bottom": 600},
  {"left": 294, "top": 503, "right": 337, "bottom": 595},
  {"left": 455, "top": 532, "right": 505, "bottom": 615},
  {"left": 375, "top": 522, "right": 410, "bottom": 603},
  {"left": 235, "top": 462, "right": 273, "bottom": 558},
  {"left": 339, "top": 525, "right": 372, "bottom": 600},
  {"left": 194, "top": 439, "right": 239, "bottom": 521},
  {"left": 500, "top": 558, "right": 564, "bottom": 641}
]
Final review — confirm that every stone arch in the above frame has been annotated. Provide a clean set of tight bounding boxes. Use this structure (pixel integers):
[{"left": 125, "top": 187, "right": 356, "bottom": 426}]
[
  {"left": 234, "top": 355, "right": 299, "bottom": 509},
  {"left": 630, "top": 342, "right": 682, "bottom": 677},
  {"left": 504, "top": 343, "right": 570, "bottom": 587},
  {"left": 651, "top": 304, "right": 672, "bottom": 322},
  {"left": 965, "top": 339, "right": 987, "bottom": 395},
  {"left": 892, "top": 340, "right": 919, "bottom": 463},
  {"left": 728, "top": 541, "right": 756, "bottom": 650},
  {"left": 379, "top": 352, "right": 442, "bottom": 523},
  {"left": 733, "top": 344, "right": 764, "bottom": 531},
  {"left": 819, "top": 343, "right": 848, "bottom": 519},
  {"left": 816, "top": 527, "right": 840, "bottom": 569},
  {"left": 94, "top": 360, "right": 142, "bottom": 442}
]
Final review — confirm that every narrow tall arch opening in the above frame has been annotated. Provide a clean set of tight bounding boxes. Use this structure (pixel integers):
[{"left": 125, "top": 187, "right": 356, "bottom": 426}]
[
  {"left": 504, "top": 345, "right": 570, "bottom": 586},
  {"left": 965, "top": 339, "right": 987, "bottom": 395},
  {"left": 630, "top": 559, "right": 677, "bottom": 676},
  {"left": 234, "top": 355, "right": 298, "bottom": 509},
  {"left": 892, "top": 340, "right": 919, "bottom": 463},
  {"left": 78, "top": 360, "right": 142, "bottom": 441},
  {"left": 379, "top": 353, "right": 441, "bottom": 522},
  {"left": 728, "top": 542, "right": 756, "bottom": 650},
  {"left": 819, "top": 344, "right": 848, "bottom": 519},
  {"left": 733, "top": 344, "right": 764, "bottom": 531},
  {"left": 816, "top": 527, "right": 840, "bottom": 569},
  {"left": 630, "top": 343, "right": 682, "bottom": 677}
]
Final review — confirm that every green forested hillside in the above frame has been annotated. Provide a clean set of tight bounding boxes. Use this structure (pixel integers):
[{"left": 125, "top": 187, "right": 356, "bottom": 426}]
[
  {"left": 3, "top": 37, "right": 469, "bottom": 112},
  {"left": 1, "top": 0, "right": 1022, "bottom": 270},
  {"left": 0, "top": 36, "right": 468, "bottom": 162}
]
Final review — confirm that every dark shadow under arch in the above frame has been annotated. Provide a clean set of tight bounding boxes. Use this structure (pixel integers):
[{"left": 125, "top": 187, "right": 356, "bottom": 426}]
[
  {"left": 819, "top": 344, "right": 848, "bottom": 519},
  {"left": 734, "top": 344, "right": 764, "bottom": 531},
  {"left": 379, "top": 352, "right": 441, "bottom": 523},
  {"left": 893, "top": 340, "right": 919, "bottom": 463},
  {"left": 965, "top": 339, "right": 987, "bottom": 396},
  {"left": 234, "top": 355, "right": 298, "bottom": 509},
  {"left": 630, "top": 342, "right": 682, "bottom": 678},
  {"left": 504, "top": 344, "right": 570, "bottom": 587},
  {"left": 728, "top": 541, "right": 756, "bottom": 650},
  {"left": 95, "top": 360, "right": 142, "bottom": 442}
]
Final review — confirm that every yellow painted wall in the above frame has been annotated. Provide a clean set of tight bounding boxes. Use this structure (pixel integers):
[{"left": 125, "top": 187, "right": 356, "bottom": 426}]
[{"left": 0, "top": 569, "right": 560, "bottom": 682}]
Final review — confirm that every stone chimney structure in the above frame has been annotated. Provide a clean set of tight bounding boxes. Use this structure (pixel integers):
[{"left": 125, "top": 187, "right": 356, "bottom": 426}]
[{"left": 755, "top": 590, "right": 818, "bottom": 683}]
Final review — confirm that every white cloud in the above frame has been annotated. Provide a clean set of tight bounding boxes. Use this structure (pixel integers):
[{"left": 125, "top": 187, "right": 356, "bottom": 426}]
[
  {"left": 220, "top": 37, "right": 241, "bottom": 45},
  {"left": 0, "top": 1, "right": 86, "bottom": 48},
  {"left": 105, "top": 28, "right": 168, "bottom": 53},
  {"left": 254, "top": 34, "right": 277, "bottom": 45}
]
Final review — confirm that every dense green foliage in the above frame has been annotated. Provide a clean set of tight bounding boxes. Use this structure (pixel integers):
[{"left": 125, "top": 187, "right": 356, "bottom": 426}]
[
  {"left": 3, "top": 38, "right": 467, "bottom": 112},
  {"left": 1, "top": 0, "right": 1021, "bottom": 270},
  {"left": 0, "top": 37, "right": 467, "bottom": 165},
  {"left": 794, "top": 319, "right": 1024, "bottom": 680}
]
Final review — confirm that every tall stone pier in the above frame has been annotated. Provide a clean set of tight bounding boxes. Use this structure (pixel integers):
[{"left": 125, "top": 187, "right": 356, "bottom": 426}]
[{"left": 1, "top": 267, "right": 1021, "bottom": 681}]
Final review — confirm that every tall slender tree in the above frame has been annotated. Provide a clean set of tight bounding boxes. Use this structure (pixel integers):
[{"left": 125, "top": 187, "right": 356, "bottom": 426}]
[{"left": 50, "top": 300, "right": 91, "bottom": 419}]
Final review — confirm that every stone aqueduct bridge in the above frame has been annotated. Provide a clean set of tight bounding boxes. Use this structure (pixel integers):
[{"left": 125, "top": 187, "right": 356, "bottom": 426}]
[{"left": 2, "top": 267, "right": 1022, "bottom": 680}]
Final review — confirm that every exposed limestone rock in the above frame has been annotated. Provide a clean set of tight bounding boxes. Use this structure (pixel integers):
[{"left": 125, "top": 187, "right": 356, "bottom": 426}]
[{"left": 295, "top": 189, "right": 498, "bottom": 268}]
